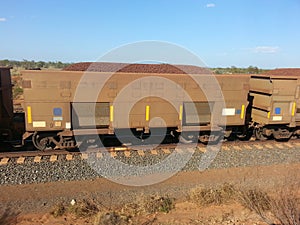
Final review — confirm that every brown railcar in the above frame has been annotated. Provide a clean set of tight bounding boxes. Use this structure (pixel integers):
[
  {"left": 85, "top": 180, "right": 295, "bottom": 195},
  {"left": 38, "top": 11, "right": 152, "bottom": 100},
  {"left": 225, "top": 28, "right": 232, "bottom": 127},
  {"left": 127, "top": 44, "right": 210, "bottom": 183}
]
[
  {"left": 0, "top": 67, "right": 13, "bottom": 141},
  {"left": 250, "top": 69, "right": 300, "bottom": 140},
  {"left": 21, "top": 63, "right": 250, "bottom": 150}
]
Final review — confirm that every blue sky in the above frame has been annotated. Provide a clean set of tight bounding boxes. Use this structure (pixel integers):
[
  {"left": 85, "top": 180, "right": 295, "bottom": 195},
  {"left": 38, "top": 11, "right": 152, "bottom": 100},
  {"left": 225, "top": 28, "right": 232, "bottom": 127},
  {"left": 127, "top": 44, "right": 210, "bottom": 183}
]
[{"left": 0, "top": 0, "right": 300, "bottom": 68}]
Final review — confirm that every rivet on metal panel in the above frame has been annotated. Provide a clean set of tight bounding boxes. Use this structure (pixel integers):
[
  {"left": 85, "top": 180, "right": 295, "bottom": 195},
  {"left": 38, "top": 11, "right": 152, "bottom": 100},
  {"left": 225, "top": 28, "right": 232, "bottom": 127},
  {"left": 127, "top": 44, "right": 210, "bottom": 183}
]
[
  {"left": 16, "top": 157, "right": 25, "bottom": 164},
  {"left": 0, "top": 157, "right": 10, "bottom": 165}
]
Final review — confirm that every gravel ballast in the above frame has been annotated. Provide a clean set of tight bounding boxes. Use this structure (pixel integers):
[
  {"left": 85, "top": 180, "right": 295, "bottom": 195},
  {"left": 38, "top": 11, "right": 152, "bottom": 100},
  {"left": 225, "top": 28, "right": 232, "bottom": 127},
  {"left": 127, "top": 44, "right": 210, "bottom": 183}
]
[{"left": 1, "top": 145, "right": 300, "bottom": 185}]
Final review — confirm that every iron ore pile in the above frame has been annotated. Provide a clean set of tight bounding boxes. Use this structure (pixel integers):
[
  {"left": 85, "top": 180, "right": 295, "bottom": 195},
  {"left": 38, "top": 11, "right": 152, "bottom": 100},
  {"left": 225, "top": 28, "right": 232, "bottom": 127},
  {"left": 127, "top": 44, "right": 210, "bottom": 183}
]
[{"left": 63, "top": 62, "right": 211, "bottom": 74}]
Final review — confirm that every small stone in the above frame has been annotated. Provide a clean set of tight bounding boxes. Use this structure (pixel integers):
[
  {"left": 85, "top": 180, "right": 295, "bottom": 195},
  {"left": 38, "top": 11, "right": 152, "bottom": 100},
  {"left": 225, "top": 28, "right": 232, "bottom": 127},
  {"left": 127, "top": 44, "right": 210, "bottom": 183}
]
[{"left": 70, "top": 199, "right": 76, "bottom": 205}]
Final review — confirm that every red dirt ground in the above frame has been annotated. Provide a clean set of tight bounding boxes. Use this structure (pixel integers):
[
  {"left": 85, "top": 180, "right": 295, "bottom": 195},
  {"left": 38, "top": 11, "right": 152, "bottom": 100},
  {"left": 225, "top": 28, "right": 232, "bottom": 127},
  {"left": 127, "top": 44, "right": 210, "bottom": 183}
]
[{"left": 0, "top": 163, "right": 299, "bottom": 225}]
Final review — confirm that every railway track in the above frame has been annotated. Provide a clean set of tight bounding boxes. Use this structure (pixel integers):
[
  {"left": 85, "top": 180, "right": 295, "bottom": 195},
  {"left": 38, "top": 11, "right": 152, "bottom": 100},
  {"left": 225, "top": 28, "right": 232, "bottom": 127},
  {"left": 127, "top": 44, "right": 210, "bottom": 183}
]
[{"left": 1, "top": 139, "right": 299, "bottom": 166}]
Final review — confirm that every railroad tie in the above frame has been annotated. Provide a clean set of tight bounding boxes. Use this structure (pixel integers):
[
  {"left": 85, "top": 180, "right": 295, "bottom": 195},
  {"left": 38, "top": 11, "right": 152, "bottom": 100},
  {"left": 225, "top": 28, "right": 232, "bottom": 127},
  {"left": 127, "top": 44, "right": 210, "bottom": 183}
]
[
  {"left": 96, "top": 152, "right": 103, "bottom": 158},
  {"left": 264, "top": 144, "right": 273, "bottom": 149},
  {"left": 207, "top": 145, "right": 219, "bottom": 152},
  {"left": 283, "top": 143, "right": 293, "bottom": 148},
  {"left": 110, "top": 151, "right": 117, "bottom": 157},
  {"left": 254, "top": 144, "right": 263, "bottom": 150},
  {"left": 137, "top": 150, "right": 145, "bottom": 156},
  {"left": 275, "top": 144, "right": 284, "bottom": 149},
  {"left": 124, "top": 151, "right": 131, "bottom": 157},
  {"left": 81, "top": 153, "right": 88, "bottom": 160},
  {"left": 16, "top": 157, "right": 25, "bottom": 164},
  {"left": 50, "top": 155, "right": 58, "bottom": 162},
  {"left": 66, "top": 154, "right": 73, "bottom": 161},
  {"left": 222, "top": 146, "right": 230, "bottom": 151},
  {"left": 233, "top": 146, "right": 242, "bottom": 151},
  {"left": 175, "top": 148, "right": 183, "bottom": 154},
  {"left": 0, "top": 157, "right": 10, "bottom": 166},
  {"left": 243, "top": 145, "right": 252, "bottom": 150},
  {"left": 162, "top": 148, "right": 171, "bottom": 154},
  {"left": 150, "top": 149, "right": 158, "bottom": 155},
  {"left": 197, "top": 146, "right": 206, "bottom": 153},
  {"left": 294, "top": 142, "right": 300, "bottom": 147},
  {"left": 34, "top": 156, "right": 42, "bottom": 163},
  {"left": 187, "top": 147, "right": 195, "bottom": 153}
]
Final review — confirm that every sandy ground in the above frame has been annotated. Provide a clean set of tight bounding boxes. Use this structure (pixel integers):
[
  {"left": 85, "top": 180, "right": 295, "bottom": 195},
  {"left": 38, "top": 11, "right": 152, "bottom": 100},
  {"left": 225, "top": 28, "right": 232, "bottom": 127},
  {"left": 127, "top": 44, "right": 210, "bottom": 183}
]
[{"left": 0, "top": 163, "right": 299, "bottom": 224}]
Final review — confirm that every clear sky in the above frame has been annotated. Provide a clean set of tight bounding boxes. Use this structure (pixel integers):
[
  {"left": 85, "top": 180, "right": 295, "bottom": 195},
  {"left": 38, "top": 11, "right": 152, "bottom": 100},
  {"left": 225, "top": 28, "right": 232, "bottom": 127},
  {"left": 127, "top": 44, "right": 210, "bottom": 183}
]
[{"left": 1, "top": 0, "right": 300, "bottom": 68}]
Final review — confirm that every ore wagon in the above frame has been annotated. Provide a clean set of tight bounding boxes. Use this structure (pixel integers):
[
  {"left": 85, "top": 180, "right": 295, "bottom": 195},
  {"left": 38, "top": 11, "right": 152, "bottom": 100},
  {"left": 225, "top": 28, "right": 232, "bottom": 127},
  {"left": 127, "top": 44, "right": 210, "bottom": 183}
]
[
  {"left": 0, "top": 67, "right": 13, "bottom": 141},
  {"left": 21, "top": 63, "right": 250, "bottom": 150},
  {"left": 250, "top": 69, "right": 300, "bottom": 140}
]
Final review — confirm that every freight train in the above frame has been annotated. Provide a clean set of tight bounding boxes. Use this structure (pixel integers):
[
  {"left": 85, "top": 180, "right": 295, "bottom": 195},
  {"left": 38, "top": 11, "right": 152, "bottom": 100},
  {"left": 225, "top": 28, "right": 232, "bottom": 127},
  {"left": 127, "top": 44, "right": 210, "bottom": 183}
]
[{"left": 1, "top": 63, "right": 300, "bottom": 151}]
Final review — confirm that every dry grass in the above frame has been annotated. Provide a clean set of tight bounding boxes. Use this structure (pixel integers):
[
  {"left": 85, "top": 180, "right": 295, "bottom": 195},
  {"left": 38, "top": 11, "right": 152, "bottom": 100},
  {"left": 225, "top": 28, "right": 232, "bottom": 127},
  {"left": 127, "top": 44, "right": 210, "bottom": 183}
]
[
  {"left": 50, "top": 202, "right": 66, "bottom": 218},
  {"left": 237, "top": 187, "right": 300, "bottom": 225},
  {"left": 0, "top": 208, "right": 18, "bottom": 225},
  {"left": 93, "top": 211, "right": 131, "bottom": 225},
  {"left": 93, "top": 194, "right": 174, "bottom": 225},
  {"left": 47, "top": 185, "right": 300, "bottom": 225},
  {"left": 189, "top": 182, "right": 300, "bottom": 225},
  {"left": 49, "top": 195, "right": 174, "bottom": 225},
  {"left": 188, "top": 183, "right": 236, "bottom": 207},
  {"left": 121, "top": 194, "right": 175, "bottom": 216},
  {"left": 237, "top": 188, "right": 273, "bottom": 224},
  {"left": 50, "top": 199, "right": 99, "bottom": 218}
]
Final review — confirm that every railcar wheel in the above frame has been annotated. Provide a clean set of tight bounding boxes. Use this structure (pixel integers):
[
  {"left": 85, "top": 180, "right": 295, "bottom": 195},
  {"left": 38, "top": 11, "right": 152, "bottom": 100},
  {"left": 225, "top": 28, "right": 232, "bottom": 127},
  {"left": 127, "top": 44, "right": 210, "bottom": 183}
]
[
  {"left": 79, "top": 137, "right": 101, "bottom": 151},
  {"left": 254, "top": 128, "right": 267, "bottom": 141},
  {"left": 32, "top": 132, "right": 49, "bottom": 151},
  {"left": 237, "top": 128, "right": 253, "bottom": 141}
]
